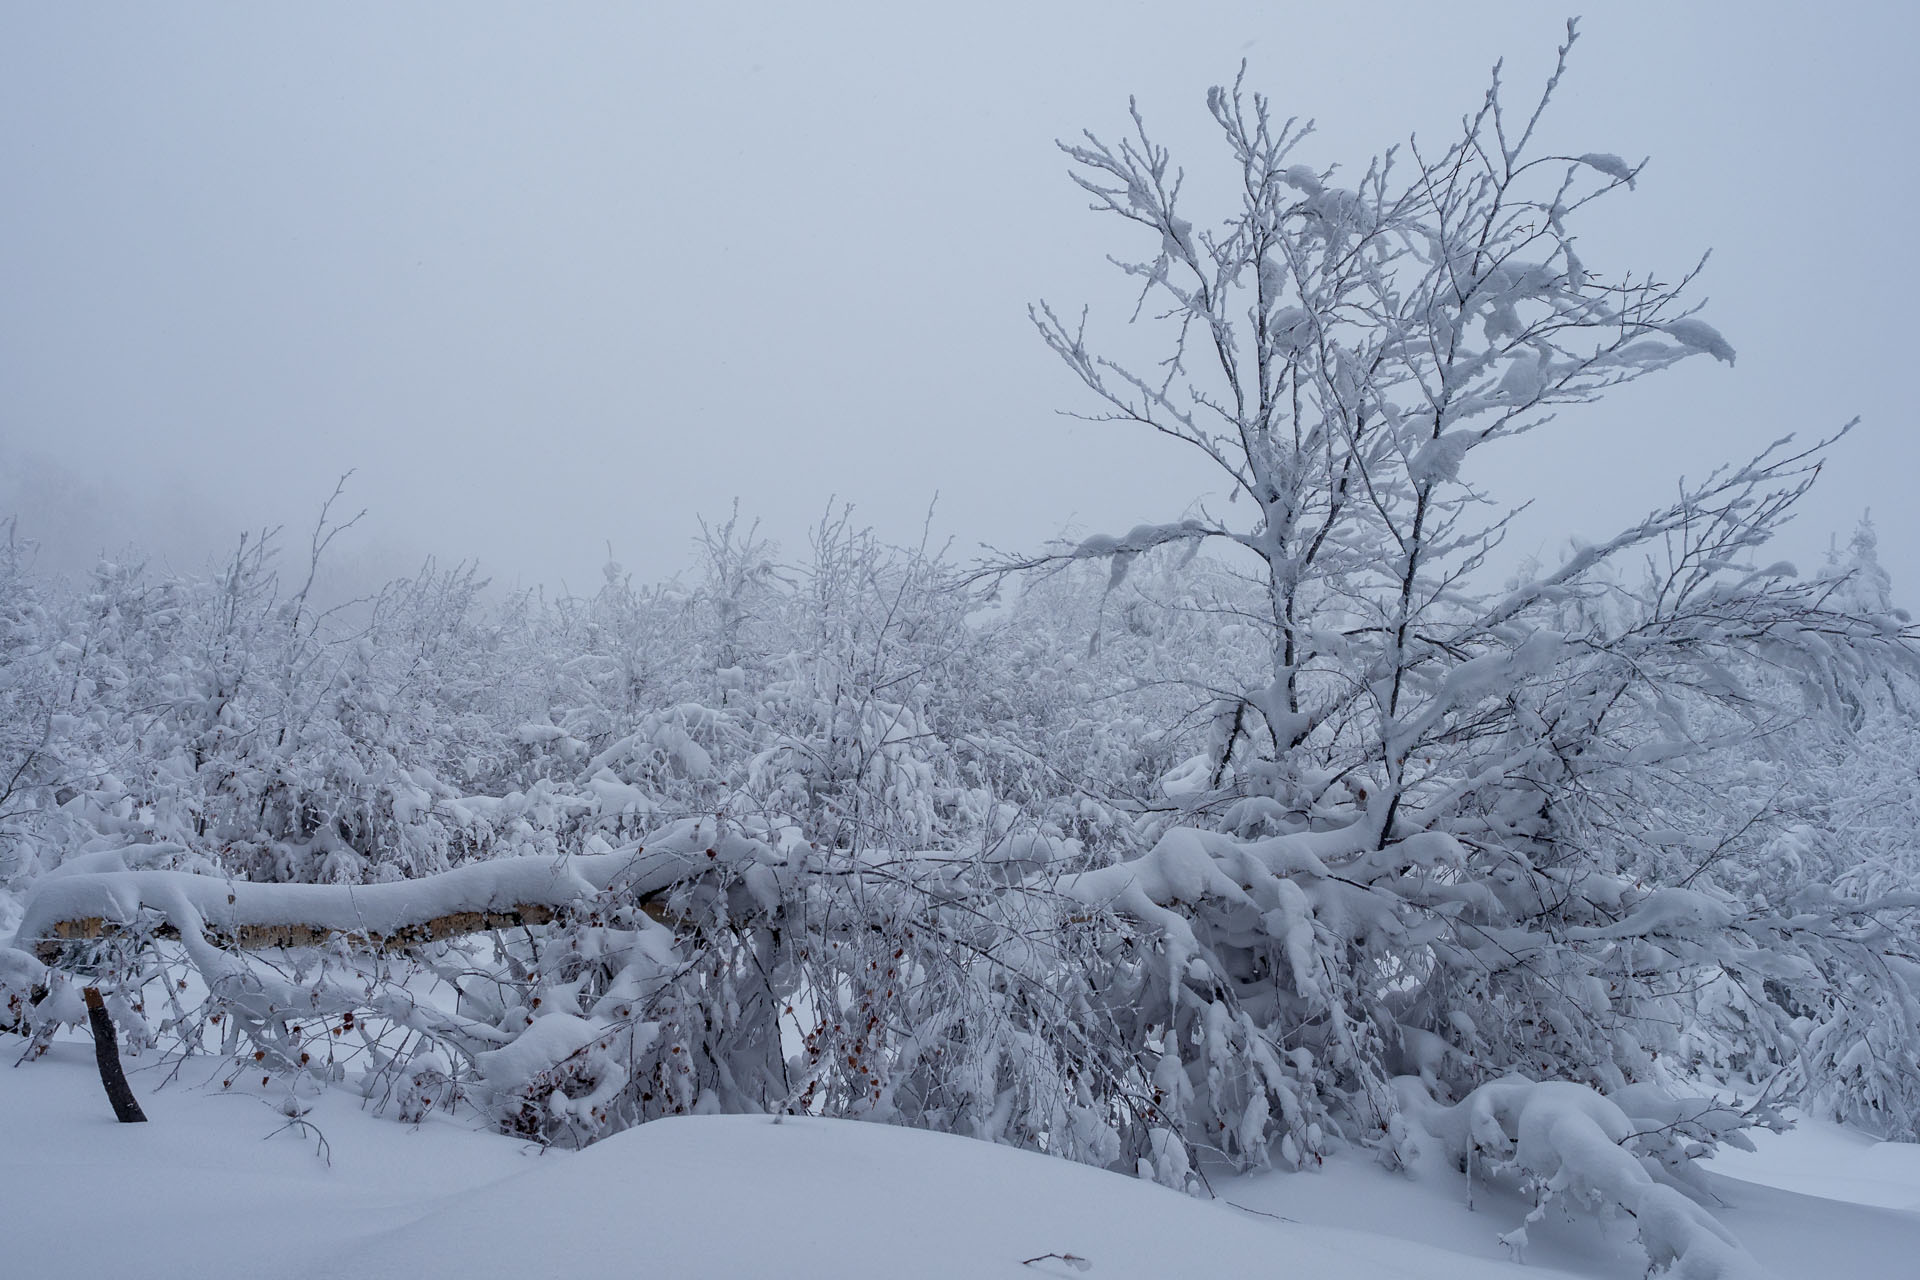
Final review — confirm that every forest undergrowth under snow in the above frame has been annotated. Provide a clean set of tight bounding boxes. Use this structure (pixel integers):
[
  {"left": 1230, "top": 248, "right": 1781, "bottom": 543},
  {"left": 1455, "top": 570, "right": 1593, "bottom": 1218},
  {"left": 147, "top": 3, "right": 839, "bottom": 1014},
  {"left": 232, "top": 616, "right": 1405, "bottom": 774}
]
[{"left": 7, "top": 25, "right": 1920, "bottom": 1279}]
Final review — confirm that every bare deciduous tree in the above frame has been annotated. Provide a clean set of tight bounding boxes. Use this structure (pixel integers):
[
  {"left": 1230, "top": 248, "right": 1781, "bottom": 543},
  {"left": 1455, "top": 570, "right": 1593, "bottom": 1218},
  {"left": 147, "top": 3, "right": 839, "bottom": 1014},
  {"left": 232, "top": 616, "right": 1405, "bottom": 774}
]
[{"left": 1015, "top": 18, "right": 1918, "bottom": 1154}]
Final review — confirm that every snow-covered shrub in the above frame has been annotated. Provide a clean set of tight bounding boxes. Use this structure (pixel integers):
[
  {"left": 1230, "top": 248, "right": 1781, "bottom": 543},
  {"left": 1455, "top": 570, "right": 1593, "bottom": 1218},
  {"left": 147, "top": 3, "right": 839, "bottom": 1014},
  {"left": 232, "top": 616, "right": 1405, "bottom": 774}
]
[
  {"left": 1006, "top": 14, "right": 1920, "bottom": 1176},
  {"left": 397, "top": 817, "right": 1158, "bottom": 1168}
]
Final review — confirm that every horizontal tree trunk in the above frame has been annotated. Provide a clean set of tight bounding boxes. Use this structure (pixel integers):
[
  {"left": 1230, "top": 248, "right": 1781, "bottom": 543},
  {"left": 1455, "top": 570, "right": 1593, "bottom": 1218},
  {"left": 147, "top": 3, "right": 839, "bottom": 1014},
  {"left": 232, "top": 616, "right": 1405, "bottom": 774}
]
[{"left": 33, "top": 898, "right": 683, "bottom": 965}]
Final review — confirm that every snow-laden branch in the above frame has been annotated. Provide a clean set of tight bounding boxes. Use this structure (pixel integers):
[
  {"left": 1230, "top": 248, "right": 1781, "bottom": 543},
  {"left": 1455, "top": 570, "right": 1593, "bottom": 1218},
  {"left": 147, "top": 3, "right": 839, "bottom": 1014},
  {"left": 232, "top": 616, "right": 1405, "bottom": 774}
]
[
  {"left": 7, "top": 818, "right": 776, "bottom": 962},
  {"left": 1397, "top": 1076, "right": 1766, "bottom": 1279}
]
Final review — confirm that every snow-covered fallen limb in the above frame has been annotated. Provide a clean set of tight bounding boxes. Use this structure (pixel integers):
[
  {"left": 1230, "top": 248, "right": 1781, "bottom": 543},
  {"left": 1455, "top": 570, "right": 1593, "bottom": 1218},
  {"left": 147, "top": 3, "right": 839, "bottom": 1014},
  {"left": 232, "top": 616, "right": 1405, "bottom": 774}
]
[
  {"left": 6, "top": 817, "right": 774, "bottom": 964},
  {"left": 1396, "top": 1075, "right": 1767, "bottom": 1279}
]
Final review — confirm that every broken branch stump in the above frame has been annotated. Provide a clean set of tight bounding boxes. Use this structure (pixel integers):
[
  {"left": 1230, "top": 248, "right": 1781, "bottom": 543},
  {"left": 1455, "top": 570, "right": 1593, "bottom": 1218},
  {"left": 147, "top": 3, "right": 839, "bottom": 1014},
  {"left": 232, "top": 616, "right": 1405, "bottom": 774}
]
[{"left": 82, "top": 987, "right": 147, "bottom": 1123}]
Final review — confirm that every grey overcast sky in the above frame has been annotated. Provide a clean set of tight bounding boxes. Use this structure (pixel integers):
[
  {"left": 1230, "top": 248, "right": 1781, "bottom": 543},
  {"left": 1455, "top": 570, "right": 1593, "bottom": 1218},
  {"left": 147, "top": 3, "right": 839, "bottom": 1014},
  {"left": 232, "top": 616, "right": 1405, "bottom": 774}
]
[{"left": 2, "top": 2, "right": 1915, "bottom": 597}]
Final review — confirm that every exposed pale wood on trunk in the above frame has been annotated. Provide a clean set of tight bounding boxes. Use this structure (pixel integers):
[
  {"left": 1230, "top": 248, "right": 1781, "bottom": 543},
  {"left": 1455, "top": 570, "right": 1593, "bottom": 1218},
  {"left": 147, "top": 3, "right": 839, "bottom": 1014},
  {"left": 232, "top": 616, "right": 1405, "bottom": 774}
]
[{"left": 34, "top": 898, "right": 675, "bottom": 965}]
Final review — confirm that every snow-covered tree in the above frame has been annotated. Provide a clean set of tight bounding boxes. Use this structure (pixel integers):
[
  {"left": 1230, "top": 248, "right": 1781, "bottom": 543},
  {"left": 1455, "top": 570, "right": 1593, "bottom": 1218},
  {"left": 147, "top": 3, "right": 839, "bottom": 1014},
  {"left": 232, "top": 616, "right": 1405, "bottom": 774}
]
[{"left": 1012, "top": 18, "right": 1919, "bottom": 1159}]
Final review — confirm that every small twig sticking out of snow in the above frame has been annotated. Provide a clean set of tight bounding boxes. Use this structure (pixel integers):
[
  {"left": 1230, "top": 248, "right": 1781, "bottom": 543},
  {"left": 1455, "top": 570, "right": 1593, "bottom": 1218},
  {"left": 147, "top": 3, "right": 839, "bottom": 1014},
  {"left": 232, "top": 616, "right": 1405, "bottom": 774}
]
[
  {"left": 263, "top": 1115, "right": 332, "bottom": 1167},
  {"left": 1020, "top": 1252, "right": 1093, "bottom": 1272},
  {"left": 1224, "top": 1200, "right": 1298, "bottom": 1223}
]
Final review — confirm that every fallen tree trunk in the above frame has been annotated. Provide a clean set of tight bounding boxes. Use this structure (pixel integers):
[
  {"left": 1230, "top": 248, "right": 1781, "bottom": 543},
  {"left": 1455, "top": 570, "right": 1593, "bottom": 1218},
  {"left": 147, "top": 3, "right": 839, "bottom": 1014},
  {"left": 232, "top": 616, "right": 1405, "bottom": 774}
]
[
  {"left": 8, "top": 834, "right": 763, "bottom": 966},
  {"left": 32, "top": 904, "right": 564, "bottom": 964}
]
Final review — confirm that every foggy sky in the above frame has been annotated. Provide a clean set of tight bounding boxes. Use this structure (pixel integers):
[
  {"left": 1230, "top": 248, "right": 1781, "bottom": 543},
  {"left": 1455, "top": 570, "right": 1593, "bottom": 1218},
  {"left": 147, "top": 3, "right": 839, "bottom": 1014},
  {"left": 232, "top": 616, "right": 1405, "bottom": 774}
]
[{"left": 3, "top": 2, "right": 1915, "bottom": 598}]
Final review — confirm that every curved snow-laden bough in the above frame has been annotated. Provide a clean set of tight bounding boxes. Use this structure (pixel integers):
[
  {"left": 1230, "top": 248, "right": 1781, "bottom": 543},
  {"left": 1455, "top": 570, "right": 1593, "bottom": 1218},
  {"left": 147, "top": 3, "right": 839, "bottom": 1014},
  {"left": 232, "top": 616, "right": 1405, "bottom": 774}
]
[
  {"left": 6, "top": 822, "right": 767, "bottom": 967},
  {"left": 1397, "top": 1076, "right": 1767, "bottom": 1280}
]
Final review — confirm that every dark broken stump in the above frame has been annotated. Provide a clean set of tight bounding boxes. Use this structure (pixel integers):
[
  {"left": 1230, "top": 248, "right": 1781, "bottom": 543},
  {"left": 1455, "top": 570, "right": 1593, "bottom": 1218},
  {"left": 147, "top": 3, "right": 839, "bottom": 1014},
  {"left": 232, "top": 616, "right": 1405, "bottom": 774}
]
[{"left": 82, "top": 987, "right": 147, "bottom": 1123}]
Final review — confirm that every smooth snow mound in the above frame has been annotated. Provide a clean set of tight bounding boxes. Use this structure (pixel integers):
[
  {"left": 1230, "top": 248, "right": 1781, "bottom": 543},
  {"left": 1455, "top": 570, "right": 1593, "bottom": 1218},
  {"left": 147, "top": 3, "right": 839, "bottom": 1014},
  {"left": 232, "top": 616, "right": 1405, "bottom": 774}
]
[
  {"left": 1705, "top": 1116, "right": 1920, "bottom": 1212},
  {"left": 8, "top": 1041, "right": 1920, "bottom": 1280},
  {"left": 0, "top": 1042, "right": 1556, "bottom": 1280},
  {"left": 319, "top": 1114, "right": 1557, "bottom": 1280}
]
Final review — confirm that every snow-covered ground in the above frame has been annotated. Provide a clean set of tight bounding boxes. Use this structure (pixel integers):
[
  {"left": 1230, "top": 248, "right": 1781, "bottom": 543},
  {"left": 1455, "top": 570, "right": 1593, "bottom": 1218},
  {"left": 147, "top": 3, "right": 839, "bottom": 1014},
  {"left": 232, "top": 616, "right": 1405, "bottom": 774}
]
[{"left": 6, "top": 1035, "right": 1918, "bottom": 1279}]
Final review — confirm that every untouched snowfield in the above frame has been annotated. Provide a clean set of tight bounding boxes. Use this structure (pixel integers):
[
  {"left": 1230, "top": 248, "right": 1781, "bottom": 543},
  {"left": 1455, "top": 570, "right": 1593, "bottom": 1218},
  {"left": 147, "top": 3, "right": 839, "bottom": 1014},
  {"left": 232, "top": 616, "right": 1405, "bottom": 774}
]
[{"left": 5, "top": 1036, "right": 1918, "bottom": 1279}]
